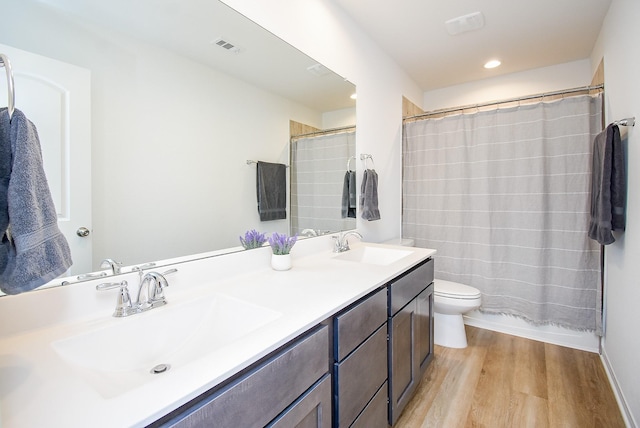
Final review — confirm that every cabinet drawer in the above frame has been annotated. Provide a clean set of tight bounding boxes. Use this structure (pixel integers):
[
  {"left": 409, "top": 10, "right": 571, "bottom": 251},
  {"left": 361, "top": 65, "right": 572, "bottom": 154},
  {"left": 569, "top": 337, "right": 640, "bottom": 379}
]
[
  {"left": 335, "top": 324, "right": 388, "bottom": 427},
  {"left": 351, "top": 381, "right": 388, "bottom": 428},
  {"left": 389, "top": 258, "right": 434, "bottom": 316},
  {"left": 267, "top": 373, "right": 331, "bottom": 428},
  {"left": 166, "top": 325, "right": 329, "bottom": 428},
  {"left": 334, "top": 288, "right": 387, "bottom": 361}
]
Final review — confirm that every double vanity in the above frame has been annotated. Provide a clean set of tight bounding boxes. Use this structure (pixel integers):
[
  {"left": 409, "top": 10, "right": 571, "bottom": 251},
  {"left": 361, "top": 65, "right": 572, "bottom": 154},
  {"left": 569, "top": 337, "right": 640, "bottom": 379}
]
[{"left": 0, "top": 236, "right": 435, "bottom": 427}]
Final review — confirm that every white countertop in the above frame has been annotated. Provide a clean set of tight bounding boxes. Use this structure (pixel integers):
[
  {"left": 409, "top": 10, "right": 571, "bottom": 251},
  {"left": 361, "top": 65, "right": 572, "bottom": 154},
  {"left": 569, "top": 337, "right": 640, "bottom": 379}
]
[{"left": 0, "top": 238, "right": 435, "bottom": 427}]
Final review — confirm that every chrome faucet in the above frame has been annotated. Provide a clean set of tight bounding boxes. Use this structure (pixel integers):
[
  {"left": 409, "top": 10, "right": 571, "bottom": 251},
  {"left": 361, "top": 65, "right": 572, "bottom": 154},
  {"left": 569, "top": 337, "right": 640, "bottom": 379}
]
[
  {"left": 97, "top": 268, "right": 177, "bottom": 317},
  {"left": 332, "top": 231, "right": 363, "bottom": 253},
  {"left": 135, "top": 269, "right": 176, "bottom": 310}
]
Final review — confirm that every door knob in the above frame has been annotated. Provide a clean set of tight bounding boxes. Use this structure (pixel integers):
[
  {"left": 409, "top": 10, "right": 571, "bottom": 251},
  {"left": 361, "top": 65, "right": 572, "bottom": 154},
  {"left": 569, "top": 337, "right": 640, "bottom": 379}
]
[{"left": 76, "top": 227, "right": 90, "bottom": 237}]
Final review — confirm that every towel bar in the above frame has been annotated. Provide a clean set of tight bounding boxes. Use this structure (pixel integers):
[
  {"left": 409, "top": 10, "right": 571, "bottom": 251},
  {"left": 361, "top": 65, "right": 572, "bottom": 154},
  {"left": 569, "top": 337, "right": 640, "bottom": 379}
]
[
  {"left": 613, "top": 117, "right": 635, "bottom": 127},
  {"left": 246, "top": 160, "right": 289, "bottom": 168}
]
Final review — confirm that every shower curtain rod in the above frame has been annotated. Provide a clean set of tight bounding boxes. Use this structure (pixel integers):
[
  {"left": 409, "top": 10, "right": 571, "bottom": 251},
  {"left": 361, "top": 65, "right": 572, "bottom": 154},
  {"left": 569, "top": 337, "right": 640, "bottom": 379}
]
[
  {"left": 404, "top": 84, "right": 605, "bottom": 122},
  {"left": 291, "top": 125, "right": 356, "bottom": 141}
]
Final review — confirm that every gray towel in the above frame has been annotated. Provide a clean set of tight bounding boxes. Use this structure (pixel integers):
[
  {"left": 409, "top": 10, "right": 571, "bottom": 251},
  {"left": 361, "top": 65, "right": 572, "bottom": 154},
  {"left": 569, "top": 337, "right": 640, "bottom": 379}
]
[
  {"left": 359, "top": 169, "right": 381, "bottom": 221},
  {"left": 256, "top": 161, "right": 286, "bottom": 221},
  {"left": 341, "top": 170, "right": 356, "bottom": 218},
  {"left": 588, "top": 124, "right": 626, "bottom": 245},
  {"left": 0, "top": 108, "right": 72, "bottom": 295}
]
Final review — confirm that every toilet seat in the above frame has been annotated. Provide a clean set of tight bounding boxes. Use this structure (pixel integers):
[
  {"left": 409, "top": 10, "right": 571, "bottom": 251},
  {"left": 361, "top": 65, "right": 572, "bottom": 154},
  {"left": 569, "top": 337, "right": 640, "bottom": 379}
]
[{"left": 434, "top": 279, "right": 481, "bottom": 300}]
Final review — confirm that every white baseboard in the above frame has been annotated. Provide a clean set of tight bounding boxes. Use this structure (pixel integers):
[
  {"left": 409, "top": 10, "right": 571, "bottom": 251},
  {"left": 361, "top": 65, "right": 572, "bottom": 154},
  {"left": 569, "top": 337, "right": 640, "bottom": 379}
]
[
  {"left": 462, "top": 310, "right": 600, "bottom": 353},
  {"left": 600, "top": 348, "right": 637, "bottom": 428}
]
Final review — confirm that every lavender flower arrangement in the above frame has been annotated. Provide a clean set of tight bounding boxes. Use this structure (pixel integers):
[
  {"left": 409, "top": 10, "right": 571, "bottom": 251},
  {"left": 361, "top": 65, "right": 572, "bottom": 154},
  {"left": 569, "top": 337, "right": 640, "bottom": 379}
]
[
  {"left": 268, "top": 232, "right": 297, "bottom": 255},
  {"left": 239, "top": 229, "right": 267, "bottom": 250}
]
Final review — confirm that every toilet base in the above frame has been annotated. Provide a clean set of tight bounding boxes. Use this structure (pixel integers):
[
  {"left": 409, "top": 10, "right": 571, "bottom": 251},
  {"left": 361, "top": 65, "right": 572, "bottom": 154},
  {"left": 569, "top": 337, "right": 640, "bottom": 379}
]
[{"left": 434, "top": 312, "right": 468, "bottom": 348}]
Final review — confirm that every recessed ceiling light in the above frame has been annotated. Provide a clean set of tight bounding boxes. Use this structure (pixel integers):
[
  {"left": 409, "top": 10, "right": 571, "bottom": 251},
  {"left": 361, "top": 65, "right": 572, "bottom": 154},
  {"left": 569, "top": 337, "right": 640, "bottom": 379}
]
[
  {"left": 350, "top": 93, "right": 357, "bottom": 100},
  {"left": 484, "top": 60, "right": 501, "bottom": 69}
]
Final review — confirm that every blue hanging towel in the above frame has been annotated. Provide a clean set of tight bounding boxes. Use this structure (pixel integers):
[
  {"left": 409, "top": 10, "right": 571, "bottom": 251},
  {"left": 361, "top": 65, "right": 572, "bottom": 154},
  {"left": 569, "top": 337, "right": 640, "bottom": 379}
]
[{"left": 0, "top": 108, "right": 72, "bottom": 295}]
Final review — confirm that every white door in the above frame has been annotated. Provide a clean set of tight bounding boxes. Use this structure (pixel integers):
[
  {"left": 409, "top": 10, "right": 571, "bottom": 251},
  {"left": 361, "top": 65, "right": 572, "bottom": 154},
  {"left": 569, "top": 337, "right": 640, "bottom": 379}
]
[{"left": 0, "top": 43, "right": 92, "bottom": 276}]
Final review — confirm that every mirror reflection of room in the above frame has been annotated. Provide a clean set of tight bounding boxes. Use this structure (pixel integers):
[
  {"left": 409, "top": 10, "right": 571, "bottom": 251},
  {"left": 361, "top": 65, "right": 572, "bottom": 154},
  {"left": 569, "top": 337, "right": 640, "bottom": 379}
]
[
  {"left": 290, "top": 120, "right": 356, "bottom": 237},
  {"left": 0, "top": 0, "right": 355, "bottom": 289}
]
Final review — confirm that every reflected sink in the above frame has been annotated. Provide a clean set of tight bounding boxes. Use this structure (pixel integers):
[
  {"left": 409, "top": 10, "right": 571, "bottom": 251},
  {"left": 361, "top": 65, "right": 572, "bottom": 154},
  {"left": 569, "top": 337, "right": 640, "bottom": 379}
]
[
  {"left": 334, "top": 246, "right": 413, "bottom": 266},
  {"left": 52, "top": 293, "right": 281, "bottom": 398}
]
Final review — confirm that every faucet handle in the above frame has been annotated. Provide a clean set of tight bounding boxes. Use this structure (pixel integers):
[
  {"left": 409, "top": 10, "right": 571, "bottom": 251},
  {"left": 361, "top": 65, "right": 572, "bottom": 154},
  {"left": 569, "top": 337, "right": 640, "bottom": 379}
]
[
  {"left": 97, "top": 280, "right": 135, "bottom": 317},
  {"left": 132, "top": 262, "right": 156, "bottom": 273},
  {"left": 77, "top": 271, "right": 108, "bottom": 281},
  {"left": 331, "top": 235, "right": 342, "bottom": 252}
]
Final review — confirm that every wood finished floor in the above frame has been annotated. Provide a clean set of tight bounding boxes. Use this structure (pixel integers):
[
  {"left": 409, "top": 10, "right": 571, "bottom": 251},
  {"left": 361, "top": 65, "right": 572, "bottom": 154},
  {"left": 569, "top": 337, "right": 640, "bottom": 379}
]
[{"left": 395, "top": 326, "right": 626, "bottom": 428}]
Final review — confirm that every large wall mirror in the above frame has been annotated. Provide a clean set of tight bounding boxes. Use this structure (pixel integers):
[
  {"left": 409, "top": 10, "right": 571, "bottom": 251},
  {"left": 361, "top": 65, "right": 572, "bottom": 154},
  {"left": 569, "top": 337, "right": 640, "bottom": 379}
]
[{"left": 0, "top": 0, "right": 356, "bottom": 289}]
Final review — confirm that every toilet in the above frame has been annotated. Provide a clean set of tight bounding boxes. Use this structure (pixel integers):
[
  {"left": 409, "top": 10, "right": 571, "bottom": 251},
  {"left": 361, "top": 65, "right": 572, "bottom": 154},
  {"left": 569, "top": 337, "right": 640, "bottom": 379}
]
[{"left": 433, "top": 279, "right": 481, "bottom": 348}]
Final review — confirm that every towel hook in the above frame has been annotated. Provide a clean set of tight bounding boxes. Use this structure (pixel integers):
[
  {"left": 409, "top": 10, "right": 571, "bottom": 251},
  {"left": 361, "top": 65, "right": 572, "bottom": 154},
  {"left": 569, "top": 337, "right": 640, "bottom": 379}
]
[
  {"left": 0, "top": 54, "right": 15, "bottom": 122},
  {"left": 360, "top": 153, "right": 375, "bottom": 169},
  {"left": 346, "top": 156, "right": 355, "bottom": 172}
]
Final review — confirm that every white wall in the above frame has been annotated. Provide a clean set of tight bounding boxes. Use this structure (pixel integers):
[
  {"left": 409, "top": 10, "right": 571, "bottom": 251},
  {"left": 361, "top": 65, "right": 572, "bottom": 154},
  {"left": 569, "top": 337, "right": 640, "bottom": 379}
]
[
  {"left": 220, "top": 0, "right": 424, "bottom": 244},
  {"left": 423, "top": 59, "right": 593, "bottom": 111},
  {"left": 592, "top": 0, "right": 640, "bottom": 425}
]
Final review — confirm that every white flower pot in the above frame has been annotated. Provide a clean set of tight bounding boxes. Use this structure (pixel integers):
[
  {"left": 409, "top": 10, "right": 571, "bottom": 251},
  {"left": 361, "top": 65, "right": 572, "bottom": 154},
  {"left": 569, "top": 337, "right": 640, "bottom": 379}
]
[{"left": 271, "top": 254, "right": 292, "bottom": 271}]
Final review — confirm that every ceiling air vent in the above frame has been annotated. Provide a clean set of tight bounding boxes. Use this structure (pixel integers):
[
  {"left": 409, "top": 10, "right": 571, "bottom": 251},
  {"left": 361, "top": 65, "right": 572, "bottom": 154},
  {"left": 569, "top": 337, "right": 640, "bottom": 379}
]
[
  {"left": 306, "top": 63, "right": 331, "bottom": 77},
  {"left": 212, "top": 37, "right": 241, "bottom": 54},
  {"left": 445, "top": 12, "right": 485, "bottom": 35}
]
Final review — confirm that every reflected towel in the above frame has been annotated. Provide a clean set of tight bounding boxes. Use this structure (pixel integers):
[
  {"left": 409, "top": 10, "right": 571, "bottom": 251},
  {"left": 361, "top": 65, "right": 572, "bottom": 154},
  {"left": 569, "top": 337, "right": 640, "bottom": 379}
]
[
  {"left": 359, "top": 169, "right": 381, "bottom": 221},
  {"left": 341, "top": 170, "right": 356, "bottom": 218},
  {"left": 0, "top": 108, "right": 72, "bottom": 295},
  {"left": 588, "top": 124, "right": 626, "bottom": 245},
  {"left": 256, "top": 161, "right": 287, "bottom": 221}
]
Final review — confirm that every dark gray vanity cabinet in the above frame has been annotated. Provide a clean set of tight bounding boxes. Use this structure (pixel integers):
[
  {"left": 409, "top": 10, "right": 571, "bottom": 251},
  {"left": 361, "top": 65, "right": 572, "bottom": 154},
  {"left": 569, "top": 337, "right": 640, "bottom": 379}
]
[
  {"left": 333, "top": 288, "right": 388, "bottom": 428},
  {"left": 388, "top": 259, "right": 434, "bottom": 425},
  {"left": 158, "top": 325, "right": 330, "bottom": 428}
]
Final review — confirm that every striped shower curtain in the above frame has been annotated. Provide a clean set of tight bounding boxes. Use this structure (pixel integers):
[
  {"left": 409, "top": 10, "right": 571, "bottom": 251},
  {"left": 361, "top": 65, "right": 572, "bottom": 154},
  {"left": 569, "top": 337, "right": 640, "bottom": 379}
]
[
  {"left": 290, "top": 131, "right": 356, "bottom": 235},
  {"left": 402, "top": 94, "right": 603, "bottom": 332}
]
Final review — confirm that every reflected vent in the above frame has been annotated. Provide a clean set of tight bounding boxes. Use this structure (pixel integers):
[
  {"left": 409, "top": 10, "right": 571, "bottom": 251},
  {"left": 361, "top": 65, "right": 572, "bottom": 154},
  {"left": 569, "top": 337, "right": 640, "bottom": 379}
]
[{"left": 212, "top": 37, "right": 241, "bottom": 54}]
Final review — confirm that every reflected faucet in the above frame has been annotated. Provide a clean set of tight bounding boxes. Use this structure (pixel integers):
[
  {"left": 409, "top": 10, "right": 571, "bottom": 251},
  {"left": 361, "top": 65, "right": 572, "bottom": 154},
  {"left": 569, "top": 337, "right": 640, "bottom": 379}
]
[
  {"left": 301, "top": 228, "right": 318, "bottom": 237},
  {"left": 332, "top": 231, "right": 363, "bottom": 253},
  {"left": 100, "top": 258, "right": 123, "bottom": 275}
]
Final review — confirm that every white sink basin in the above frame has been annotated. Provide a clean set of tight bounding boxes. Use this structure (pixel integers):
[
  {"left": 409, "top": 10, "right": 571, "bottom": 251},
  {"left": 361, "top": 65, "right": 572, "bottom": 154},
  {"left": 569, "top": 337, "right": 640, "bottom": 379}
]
[
  {"left": 51, "top": 293, "right": 281, "bottom": 398},
  {"left": 334, "top": 246, "right": 413, "bottom": 266}
]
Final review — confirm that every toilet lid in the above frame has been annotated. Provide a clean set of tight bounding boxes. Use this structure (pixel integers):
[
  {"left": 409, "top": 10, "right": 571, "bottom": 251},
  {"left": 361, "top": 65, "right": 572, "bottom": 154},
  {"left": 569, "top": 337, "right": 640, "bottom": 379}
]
[{"left": 434, "top": 279, "right": 481, "bottom": 299}]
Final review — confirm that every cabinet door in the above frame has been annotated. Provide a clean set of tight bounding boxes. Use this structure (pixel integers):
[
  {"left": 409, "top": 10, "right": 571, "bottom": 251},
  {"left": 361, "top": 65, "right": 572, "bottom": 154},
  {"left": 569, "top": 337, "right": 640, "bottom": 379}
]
[
  {"left": 416, "top": 284, "right": 434, "bottom": 371},
  {"left": 388, "top": 299, "right": 419, "bottom": 425},
  {"left": 268, "top": 374, "right": 332, "bottom": 428}
]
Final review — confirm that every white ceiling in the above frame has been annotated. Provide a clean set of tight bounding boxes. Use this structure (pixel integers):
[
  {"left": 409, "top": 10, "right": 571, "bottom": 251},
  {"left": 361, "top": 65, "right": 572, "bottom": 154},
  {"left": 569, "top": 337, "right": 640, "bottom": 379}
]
[
  {"left": 35, "top": 0, "right": 356, "bottom": 112},
  {"left": 332, "top": 0, "right": 612, "bottom": 91}
]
